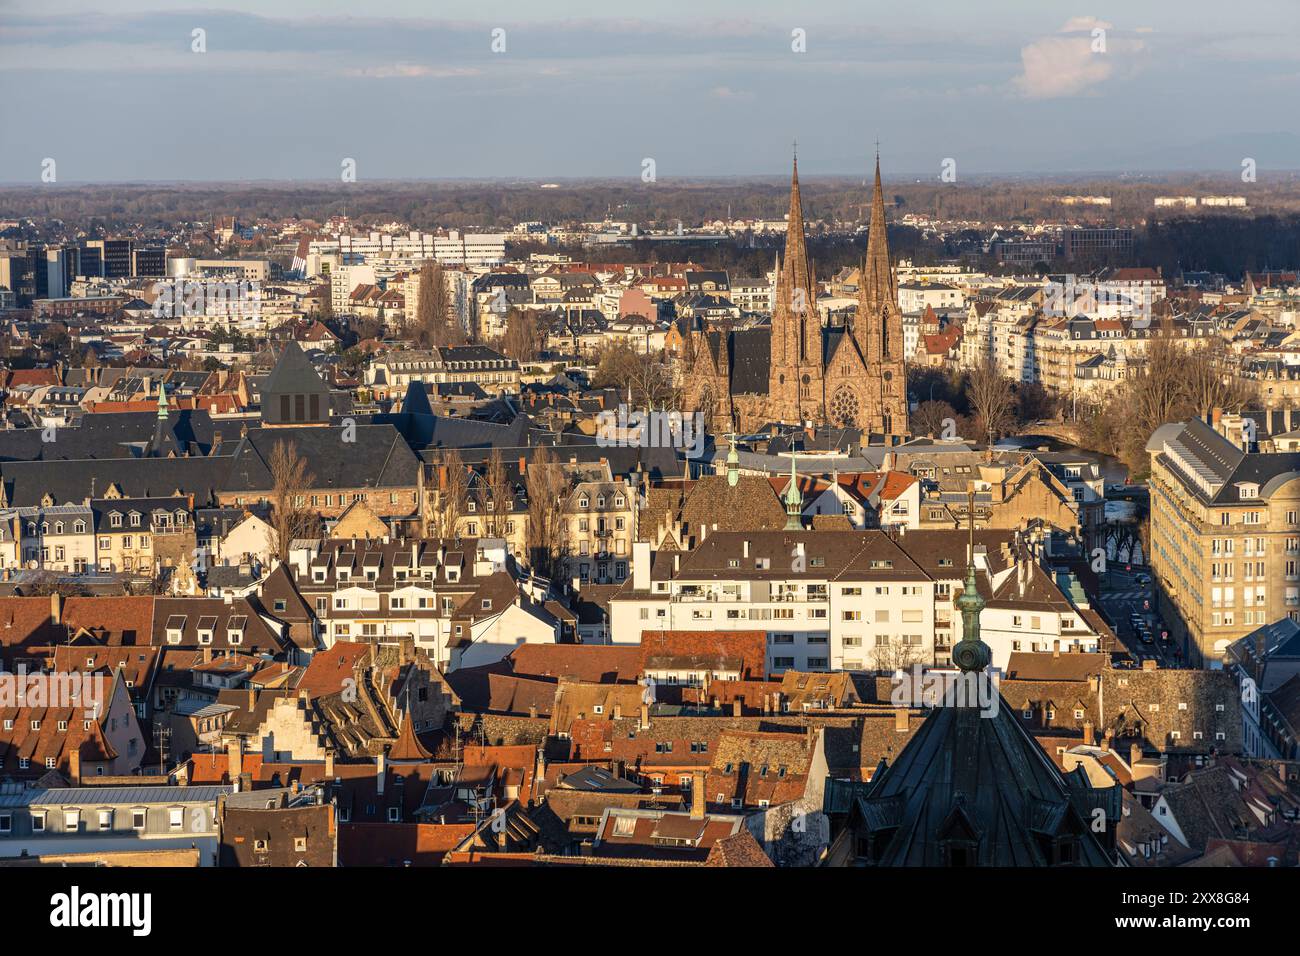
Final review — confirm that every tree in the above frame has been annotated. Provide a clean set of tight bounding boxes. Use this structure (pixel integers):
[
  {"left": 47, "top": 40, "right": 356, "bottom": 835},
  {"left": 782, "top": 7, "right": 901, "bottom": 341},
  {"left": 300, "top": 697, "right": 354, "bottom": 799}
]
[
  {"left": 499, "top": 308, "right": 539, "bottom": 363},
  {"left": 593, "top": 341, "right": 676, "bottom": 410},
  {"left": 484, "top": 448, "right": 512, "bottom": 538},
  {"left": 1181, "top": 338, "right": 1256, "bottom": 420},
  {"left": 431, "top": 448, "right": 469, "bottom": 540},
  {"left": 871, "top": 639, "right": 925, "bottom": 675},
  {"left": 414, "top": 259, "right": 461, "bottom": 349},
  {"left": 269, "top": 440, "right": 317, "bottom": 562},
  {"left": 525, "top": 444, "right": 570, "bottom": 579},
  {"left": 910, "top": 399, "right": 958, "bottom": 439},
  {"left": 966, "top": 360, "right": 1016, "bottom": 448}
]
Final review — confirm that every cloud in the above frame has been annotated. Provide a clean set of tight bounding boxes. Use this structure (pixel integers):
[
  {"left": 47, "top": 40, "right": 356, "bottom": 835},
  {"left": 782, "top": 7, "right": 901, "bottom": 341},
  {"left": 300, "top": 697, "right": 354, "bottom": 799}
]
[
  {"left": 343, "top": 63, "right": 481, "bottom": 79},
  {"left": 710, "top": 85, "right": 752, "bottom": 99},
  {"left": 1012, "top": 18, "right": 1147, "bottom": 99}
]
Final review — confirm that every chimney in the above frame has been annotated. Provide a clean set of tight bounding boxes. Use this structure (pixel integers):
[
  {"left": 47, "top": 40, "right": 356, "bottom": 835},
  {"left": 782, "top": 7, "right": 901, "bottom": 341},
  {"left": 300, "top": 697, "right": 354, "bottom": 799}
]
[
  {"left": 894, "top": 708, "right": 909, "bottom": 732},
  {"left": 613, "top": 701, "right": 622, "bottom": 720},
  {"left": 639, "top": 701, "right": 649, "bottom": 730},
  {"left": 1211, "top": 406, "right": 1223, "bottom": 429},
  {"left": 376, "top": 753, "right": 386, "bottom": 795},
  {"left": 1129, "top": 742, "right": 1143, "bottom": 767},
  {"left": 1083, "top": 721, "right": 1095, "bottom": 746},
  {"left": 732, "top": 698, "right": 741, "bottom": 717},
  {"left": 1142, "top": 658, "right": 1157, "bottom": 671},
  {"left": 742, "top": 539, "right": 750, "bottom": 559},
  {"left": 325, "top": 749, "right": 335, "bottom": 778},
  {"left": 497, "top": 818, "right": 509, "bottom": 851},
  {"left": 690, "top": 770, "right": 707, "bottom": 820},
  {"left": 49, "top": 593, "right": 62, "bottom": 627},
  {"left": 68, "top": 743, "right": 82, "bottom": 786},
  {"left": 762, "top": 694, "right": 771, "bottom": 716},
  {"left": 246, "top": 686, "right": 256, "bottom": 712},
  {"left": 227, "top": 738, "right": 242, "bottom": 782},
  {"left": 518, "top": 456, "right": 526, "bottom": 475}
]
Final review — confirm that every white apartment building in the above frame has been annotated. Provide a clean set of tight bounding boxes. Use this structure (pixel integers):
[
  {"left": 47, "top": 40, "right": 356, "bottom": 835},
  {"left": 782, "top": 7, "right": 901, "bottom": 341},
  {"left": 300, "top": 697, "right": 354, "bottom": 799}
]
[
  {"left": 613, "top": 532, "right": 937, "bottom": 674},
  {"left": 898, "top": 281, "right": 965, "bottom": 314},
  {"left": 611, "top": 529, "right": 1106, "bottom": 675}
]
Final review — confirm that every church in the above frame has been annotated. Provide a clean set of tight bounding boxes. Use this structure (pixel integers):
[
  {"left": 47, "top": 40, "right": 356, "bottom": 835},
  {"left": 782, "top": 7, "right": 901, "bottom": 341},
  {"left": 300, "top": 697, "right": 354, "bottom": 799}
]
[{"left": 684, "top": 154, "right": 909, "bottom": 439}]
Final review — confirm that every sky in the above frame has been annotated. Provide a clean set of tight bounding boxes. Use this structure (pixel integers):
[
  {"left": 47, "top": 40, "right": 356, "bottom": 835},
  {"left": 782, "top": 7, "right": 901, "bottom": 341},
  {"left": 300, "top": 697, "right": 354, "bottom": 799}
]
[{"left": 1, "top": 0, "right": 1298, "bottom": 182}]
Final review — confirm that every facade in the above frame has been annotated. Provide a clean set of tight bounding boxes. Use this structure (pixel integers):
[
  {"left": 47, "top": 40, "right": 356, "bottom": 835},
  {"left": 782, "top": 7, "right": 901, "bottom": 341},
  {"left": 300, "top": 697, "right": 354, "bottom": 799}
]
[
  {"left": 684, "top": 156, "right": 907, "bottom": 438},
  {"left": 0, "top": 784, "right": 230, "bottom": 864},
  {"left": 1147, "top": 416, "right": 1300, "bottom": 666}
]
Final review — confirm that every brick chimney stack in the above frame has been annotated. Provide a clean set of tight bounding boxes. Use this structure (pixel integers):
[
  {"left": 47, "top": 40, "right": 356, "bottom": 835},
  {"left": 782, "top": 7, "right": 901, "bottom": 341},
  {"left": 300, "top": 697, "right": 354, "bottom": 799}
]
[{"left": 690, "top": 770, "right": 707, "bottom": 820}]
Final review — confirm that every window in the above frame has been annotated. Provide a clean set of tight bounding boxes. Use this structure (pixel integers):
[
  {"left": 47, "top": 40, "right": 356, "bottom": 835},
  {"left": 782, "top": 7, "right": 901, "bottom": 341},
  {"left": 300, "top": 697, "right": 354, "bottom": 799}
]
[
  {"left": 98, "top": 809, "right": 112, "bottom": 831},
  {"left": 169, "top": 808, "right": 184, "bottom": 830},
  {"left": 63, "top": 810, "right": 79, "bottom": 832}
]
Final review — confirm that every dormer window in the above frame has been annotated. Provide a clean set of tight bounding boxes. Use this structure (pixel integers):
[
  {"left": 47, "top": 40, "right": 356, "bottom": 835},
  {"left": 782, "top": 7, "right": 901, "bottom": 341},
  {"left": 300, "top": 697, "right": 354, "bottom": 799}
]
[
  {"left": 228, "top": 629, "right": 243, "bottom": 645},
  {"left": 578, "top": 497, "right": 589, "bottom": 509},
  {"left": 130, "top": 512, "right": 141, "bottom": 527},
  {"left": 1238, "top": 483, "right": 1259, "bottom": 499},
  {"left": 110, "top": 512, "right": 122, "bottom": 528},
  {"left": 73, "top": 521, "right": 85, "bottom": 534},
  {"left": 54, "top": 522, "right": 64, "bottom": 535},
  {"left": 198, "top": 629, "right": 213, "bottom": 645},
  {"left": 596, "top": 496, "right": 605, "bottom": 508}
]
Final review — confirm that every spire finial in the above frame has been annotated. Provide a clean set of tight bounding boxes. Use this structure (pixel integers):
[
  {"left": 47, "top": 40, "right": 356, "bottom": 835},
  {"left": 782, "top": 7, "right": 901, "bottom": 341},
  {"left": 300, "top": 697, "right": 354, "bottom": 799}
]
[{"left": 953, "top": 482, "right": 991, "bottom": 673}]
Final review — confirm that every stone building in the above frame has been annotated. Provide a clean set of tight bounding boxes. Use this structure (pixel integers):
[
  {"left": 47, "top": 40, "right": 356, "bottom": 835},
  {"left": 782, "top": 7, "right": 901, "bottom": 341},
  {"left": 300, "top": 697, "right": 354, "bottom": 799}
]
[{"left": 684, "top": 154, "right": 907, "bottom": 439}]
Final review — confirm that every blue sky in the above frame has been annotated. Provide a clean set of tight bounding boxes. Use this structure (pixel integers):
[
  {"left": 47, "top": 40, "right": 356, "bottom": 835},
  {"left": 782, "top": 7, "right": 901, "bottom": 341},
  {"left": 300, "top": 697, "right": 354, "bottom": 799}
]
[{"left": 1, "top": 0, "right": 1297, "bottom": 182}]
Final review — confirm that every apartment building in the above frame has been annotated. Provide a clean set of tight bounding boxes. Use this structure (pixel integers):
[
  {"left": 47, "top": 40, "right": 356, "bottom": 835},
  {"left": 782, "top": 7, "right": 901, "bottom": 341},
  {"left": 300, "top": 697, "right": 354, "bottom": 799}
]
[
  {"left": 1147, "top": 414, "right": 1300, "bottom": 666},
  {"left": 611, "top": 528, "right": 1098, "bottom": 673},
  {"left": 288, "top": 536, "right": 518, "bottom": 666}
]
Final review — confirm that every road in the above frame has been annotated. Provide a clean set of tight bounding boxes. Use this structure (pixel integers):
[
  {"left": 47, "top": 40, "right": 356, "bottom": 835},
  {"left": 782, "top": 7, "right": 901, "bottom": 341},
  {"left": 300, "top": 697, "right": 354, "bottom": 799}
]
[{"left": 1096, "top": 566, "right": 1181, "bottom": 668}]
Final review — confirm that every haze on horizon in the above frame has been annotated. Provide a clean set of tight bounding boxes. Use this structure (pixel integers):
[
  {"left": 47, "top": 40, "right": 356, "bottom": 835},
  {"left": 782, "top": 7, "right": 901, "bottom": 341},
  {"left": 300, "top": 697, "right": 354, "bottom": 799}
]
[{"left": 1, "top": 0, "right": 1298, "bottom": 183}]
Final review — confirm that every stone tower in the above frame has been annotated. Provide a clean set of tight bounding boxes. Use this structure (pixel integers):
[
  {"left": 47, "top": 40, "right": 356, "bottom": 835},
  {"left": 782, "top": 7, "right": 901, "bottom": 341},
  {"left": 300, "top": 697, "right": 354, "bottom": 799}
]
[
  {"left": 856, "top": 156, "right": 908, "bottom": 436},
  {"left": 768, "top": 153, "right": 823, "bottom": 424}
]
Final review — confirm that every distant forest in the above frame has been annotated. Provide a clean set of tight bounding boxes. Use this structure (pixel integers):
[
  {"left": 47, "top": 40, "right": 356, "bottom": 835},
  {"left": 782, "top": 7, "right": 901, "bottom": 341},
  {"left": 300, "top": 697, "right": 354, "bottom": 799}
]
[{"left": 1, "top": 174, "right": 1298, "bottom": 280}]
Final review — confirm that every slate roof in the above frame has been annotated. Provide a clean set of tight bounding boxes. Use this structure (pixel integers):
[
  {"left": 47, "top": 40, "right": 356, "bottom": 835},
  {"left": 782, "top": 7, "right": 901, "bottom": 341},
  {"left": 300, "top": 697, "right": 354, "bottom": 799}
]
[
  {"left": 221, "top": 424, "right": 419, "bottom": 493},
  {"left": 0, "top": 455, "right": 227, "bottom": 507},
  {"left": 860, "top": 690, "right": 1115, "bottom": 866}
]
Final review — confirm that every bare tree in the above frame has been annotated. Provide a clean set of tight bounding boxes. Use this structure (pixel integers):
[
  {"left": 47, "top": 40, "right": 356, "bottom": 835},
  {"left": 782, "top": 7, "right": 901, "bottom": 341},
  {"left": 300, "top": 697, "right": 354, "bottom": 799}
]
[
  {"left": 593, "top": 341, "right": 677, "bottom": 410},
  {"left": 871, "top": 640, "right": 924, "bottom": 675},
  {"left": 269, "top": 440, "right": 317, "bottom": 562},
  {"left": 484, "top": 448, "right": 512, "bottom": 538},
  {"left": 432, "top": 448, "right": 469, "bottom": 539},
  {"left": 498, "top": 308, "right": 539, "bottom": 363},
  {"left": 414, "top": 259, "right": 461, "bottom": 348},
  {"left": 1182, "top": 338, "right": 1256, "bottom": 419},
  {"left": 525, "top": 444, "right": 570, "bottom": 579},
  {"left": 966, "top": 360, "right": 1016, "bottom": 447},
  {"left": 910, "top": 399, "right": 958, "bottom": 438}
]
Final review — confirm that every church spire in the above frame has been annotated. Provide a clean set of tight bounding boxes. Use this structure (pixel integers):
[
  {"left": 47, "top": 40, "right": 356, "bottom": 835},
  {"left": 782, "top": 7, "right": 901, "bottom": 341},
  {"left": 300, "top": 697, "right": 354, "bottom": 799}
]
[
  {"left": 860, "top": 153, "right": 895, "bottom": 326},
  {"left": 953, "top": 484, "right": 991, "bottom": 673}
]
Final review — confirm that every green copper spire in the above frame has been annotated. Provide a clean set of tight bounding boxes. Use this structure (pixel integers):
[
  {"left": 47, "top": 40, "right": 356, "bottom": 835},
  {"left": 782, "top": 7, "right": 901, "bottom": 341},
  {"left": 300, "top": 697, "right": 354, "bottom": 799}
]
[
  {"left": 952, "top": 485, "right": 991, "bottom": 673},
  {"left": 726, "top": 439, "right": 740, "bottom": 488},
  {"left": 156, "top": 382, "right": 169, "bottom": 420},
  {"left": 783, "top": 454, "right": 802, "bottom": 530}
]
